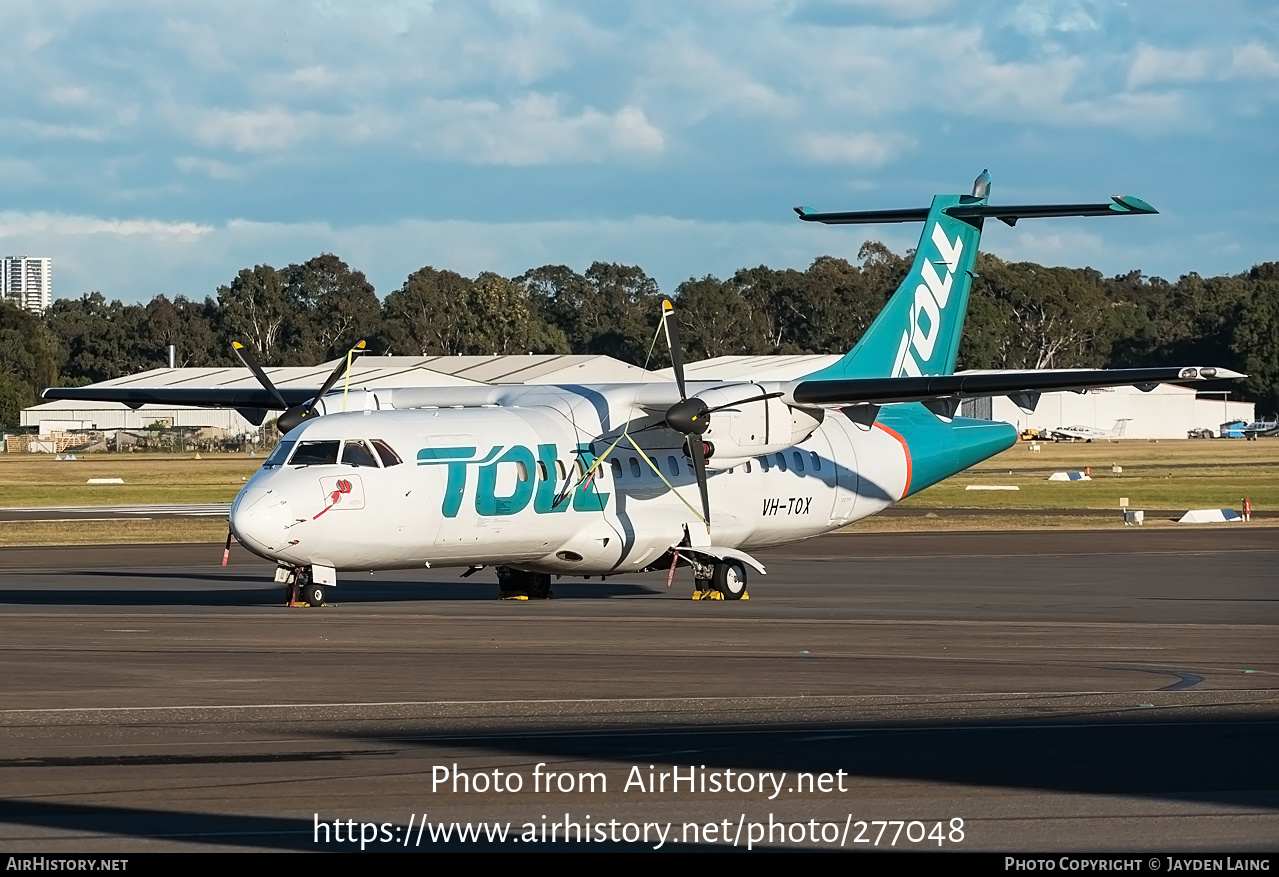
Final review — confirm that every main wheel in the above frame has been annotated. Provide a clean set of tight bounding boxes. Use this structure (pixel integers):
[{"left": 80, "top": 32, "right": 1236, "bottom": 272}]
[
  {"left": 526, "top": 573, "right": 552, "bottom": 600},
  {"left": 713, "top": 561, "right": 747, "bottom": 600},
  {"left": 306, "top": 583, "right": 326, "bottom": 607}
]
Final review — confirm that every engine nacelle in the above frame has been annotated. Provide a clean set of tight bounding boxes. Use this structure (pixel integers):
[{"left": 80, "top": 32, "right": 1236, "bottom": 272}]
[
  {"left": 313, "top": 390, "right": 386, "bottom": 417},
  {"left": 694, "top": 385, "right": 824, "bottom": 468}
]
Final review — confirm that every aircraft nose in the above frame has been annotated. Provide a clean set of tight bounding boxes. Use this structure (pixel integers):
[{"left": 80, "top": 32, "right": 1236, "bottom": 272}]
[{"left": 230, "top": 488, "right": 294, "bottom": 555}]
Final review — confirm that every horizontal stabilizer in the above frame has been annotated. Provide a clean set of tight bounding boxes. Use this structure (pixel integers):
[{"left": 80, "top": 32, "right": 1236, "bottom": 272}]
[{"left": 794, "top": 195, "right": 1156, "bottom": 227}]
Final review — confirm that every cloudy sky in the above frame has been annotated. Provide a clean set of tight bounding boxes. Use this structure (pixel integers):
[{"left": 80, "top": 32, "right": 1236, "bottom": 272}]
[{"left": 1, "top": 0, "right": 1275, "bottom": 303}]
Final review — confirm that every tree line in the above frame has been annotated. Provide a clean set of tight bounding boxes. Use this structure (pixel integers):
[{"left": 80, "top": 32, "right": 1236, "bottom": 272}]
[{"left": 1, "top": 246, "right": 1276, "bottom": 427}]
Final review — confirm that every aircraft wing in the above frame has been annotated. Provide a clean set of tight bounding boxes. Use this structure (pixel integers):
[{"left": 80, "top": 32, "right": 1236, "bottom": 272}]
[
  {"left": 41, "top": 386, "right": 316, "bottom": 410},
  {"left": 783, "top": 366, "right": 1244, "bottom": 409}
]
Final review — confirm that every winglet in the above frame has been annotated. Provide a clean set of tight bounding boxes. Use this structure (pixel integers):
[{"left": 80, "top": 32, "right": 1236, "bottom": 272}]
[
  {"left": 794, "top": 206, "right": 815, "bottom": 217},
  {"left": 1111, "top": 195, "right": 1158, "bottom": 214}
]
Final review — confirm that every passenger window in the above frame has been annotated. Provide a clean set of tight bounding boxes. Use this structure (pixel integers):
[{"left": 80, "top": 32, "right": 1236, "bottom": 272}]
[
  {"left": 775, "top": 452, "right": 788, "bottom": 472},
  {"left": 290, "top": 440, "right": 339, "bottom": 466},
  {"left": 516, "top": 461, "right": 529, "bottom": 482},
  {"left": 537, "top": 461, "right": 548, "bottom": 482},
  {"left": 759, "top": 457, "right": 769, "bottom": 472},
  {"left": 610, "top": 458, "right": 622, "bottom": 478},
  {"left": 341, "top": 440, "right": 380, "bottom": 468},
  {"left": 810, "top": 452, "right": 821, "bottom": 471},
  {"left": 263, "top": 441, "right": 295, "bottom": 468},
  {"left": 667, "top": 456, "right": 679, "bottom": 477},
  {"left": 629, "top": 457, "right": 641, "bottom": 478},
  {"left": 557, "top": 460, "right": 568, "bottom": 480},
  {"left": 369, "top": 439, "right": 402, "bottom": 467},
  {"left": 745, "top": 461, "right": 752, "bottom": 473},
  {"left": 793, "top": 451, "right": 804, "bottom": 472}
]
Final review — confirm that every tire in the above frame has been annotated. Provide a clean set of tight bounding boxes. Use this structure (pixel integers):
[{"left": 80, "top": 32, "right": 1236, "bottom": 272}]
[
  {"left": 526, "top": 573, "right": 552, "bottom": 600},
  {"left": 713, "top": 561, "right": 747, "bottom": 600},
  {"left": 306, "top": 584, "right": 326, "bottom": 607}
]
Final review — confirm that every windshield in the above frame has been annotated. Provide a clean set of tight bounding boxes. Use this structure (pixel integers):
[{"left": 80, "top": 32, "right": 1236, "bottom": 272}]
[
  {"left": 262, "top": 441, "right": 295, "bottom": 468},
  {"left": 341, "top": 440, "right": 380, "bottom": 468},
  {"left": 290, "top": 440, "right": 340, "bottom": 466}
]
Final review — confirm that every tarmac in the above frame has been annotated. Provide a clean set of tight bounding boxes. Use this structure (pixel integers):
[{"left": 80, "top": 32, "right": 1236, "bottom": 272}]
[{"left": 0, "top": 528, "right": 1274, "bottom": 852}]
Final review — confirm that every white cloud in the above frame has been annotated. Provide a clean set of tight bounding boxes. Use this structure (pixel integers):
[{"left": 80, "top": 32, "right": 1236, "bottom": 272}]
[
  {"left": 174, "top": 156, "right": 244, "bottom": 181},
  {"left": 189, "top": 107, "right": 322, "bottom": 153},
  {"left": 1006, "top": 0, "right": 1099, "bottom": 36},
  {"left": 803, "top": 132, "right": 913, "bottom": 166},
  {"left": 1128, "top": 45, "right": 1214, "bottom": 89},
  {"left": 0, "top": 212, "right": 211, "bottom": 240},
  {"left": 1228, "top": 43, "right": 1279, "bottom": 81},
  {"left": 420, "top": 94, "right": 664, "bottom": 165}
]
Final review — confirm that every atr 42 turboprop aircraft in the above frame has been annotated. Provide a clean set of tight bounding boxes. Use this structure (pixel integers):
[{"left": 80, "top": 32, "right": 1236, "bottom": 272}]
[{"left": 44, "top": 172, "right": 1242, "bottom": 606}]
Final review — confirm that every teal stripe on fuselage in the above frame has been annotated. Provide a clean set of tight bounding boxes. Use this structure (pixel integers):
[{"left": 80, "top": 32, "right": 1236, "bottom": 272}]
[{"left": 876, "top": 404, "right": 1016, "bottom": 497}]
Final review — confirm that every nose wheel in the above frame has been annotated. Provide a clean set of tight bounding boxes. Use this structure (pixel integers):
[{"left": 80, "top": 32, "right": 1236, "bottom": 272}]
[{"left": 284, "top": 567, "right": 327, "bottom": 607}]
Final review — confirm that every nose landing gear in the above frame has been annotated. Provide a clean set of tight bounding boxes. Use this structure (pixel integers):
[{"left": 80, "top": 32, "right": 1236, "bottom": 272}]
[{"left": 279, "top": 565, "right": 328, "bottom": 607}]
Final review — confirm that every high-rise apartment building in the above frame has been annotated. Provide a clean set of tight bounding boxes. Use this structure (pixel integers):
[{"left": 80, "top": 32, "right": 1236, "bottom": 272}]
[{"left": 2, "top": 256, "right": 53, "bottom": 314}]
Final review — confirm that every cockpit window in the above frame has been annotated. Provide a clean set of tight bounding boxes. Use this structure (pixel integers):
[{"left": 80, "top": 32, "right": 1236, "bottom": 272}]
[
  {"left": 341, "top": 440, "right": 380, "bottom": 468},
  {"left": 263, "top": 441, "right": 295, "bottom": 469},
  {"left": 290, "top": 440, "right": 340, "bottom": 466},
  {"left": 369, "top": 439, "right": 402, "bottom": 467}
]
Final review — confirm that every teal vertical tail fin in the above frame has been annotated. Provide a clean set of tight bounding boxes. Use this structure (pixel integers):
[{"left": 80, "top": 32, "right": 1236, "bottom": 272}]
[
  {"left": 792, "top": 172, "right": 1158, "bottom": 383},
  {"left": 802, "top": 191, "right": 986, "bottom": 382}
]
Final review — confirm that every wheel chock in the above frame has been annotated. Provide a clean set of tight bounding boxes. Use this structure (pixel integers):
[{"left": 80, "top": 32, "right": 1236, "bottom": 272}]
[
  {"left": 499, "top": 591, "right": 530, "bottom": 601},
  {"left": 692, "top": 589, "right": 723, "bottom": 601}
]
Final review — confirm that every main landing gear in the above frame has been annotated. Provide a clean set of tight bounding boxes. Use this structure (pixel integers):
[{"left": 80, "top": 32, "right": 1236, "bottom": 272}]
[
  {"left": 496, "top": 566, "right": 553, "bottom": 600},
  {"left": 691, "top": 557, "right": 749, "bottom": 601}
]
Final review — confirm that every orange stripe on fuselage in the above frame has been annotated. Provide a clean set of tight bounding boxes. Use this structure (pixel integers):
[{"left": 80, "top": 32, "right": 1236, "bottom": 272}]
[{"left": 872, "top": 422, "right": 912, "bottom": 499}]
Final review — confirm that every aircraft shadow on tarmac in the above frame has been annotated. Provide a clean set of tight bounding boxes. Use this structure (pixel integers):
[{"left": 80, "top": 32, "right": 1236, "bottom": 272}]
[
  {"left": 0, "top": 713, "right": 1274, "bottom": 852},
  {"left": 0, "top": 576, "right": 658, "bottom": 606},
  {"left": 328, "top": 713, "right": 1279, "bottom": 811}
]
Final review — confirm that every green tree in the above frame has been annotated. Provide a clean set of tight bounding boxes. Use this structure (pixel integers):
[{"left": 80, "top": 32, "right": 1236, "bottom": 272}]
[
  {"left": 381, "top": 267, "right": 475, "bottom": 355},
  {"left": 674, "top": 275, "right": 771, "bottom": 359},
  {"left": 1232, "top": 263, "right": 1279, "bottom": 415},
  {"left": 0, "top": 302, "right": 59, "bottom": 426},
  {"left": 44, "top": 292, "right": 146, "bottom": 383},
  {"left": 283, "top": 254, "right": 383, "bottom": 364},
  {"left": 216, "top": 265, "right": 293, "bottom": 364}
]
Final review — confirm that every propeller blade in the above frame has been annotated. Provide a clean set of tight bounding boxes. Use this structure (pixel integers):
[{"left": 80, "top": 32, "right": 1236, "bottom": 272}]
[
  {"left": 661, "top": 298, "right": 688, "bottom": 401},
  {"left": 231, "top": 342, "right": 288, "bottom": 410},
  {"left": 688, "top": 438, "right": 712, "bottom": 531},
  {"left": 702, "top": 391, "right": 784, "bottom": 416},
  {"left": 309, "top": 340, "right": 367, "bottom": 407},
  {"left": 276, "top": 341, "right": 368, "bottom": 434}
]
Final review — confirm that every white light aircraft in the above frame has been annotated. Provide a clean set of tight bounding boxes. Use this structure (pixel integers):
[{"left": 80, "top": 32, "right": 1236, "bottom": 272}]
[
  {"left": 1048, "top": 419, "right": 1132, "bottom": 442},
  {"left": 45, "top": 172, "right": 1241, "bottom": 605}
]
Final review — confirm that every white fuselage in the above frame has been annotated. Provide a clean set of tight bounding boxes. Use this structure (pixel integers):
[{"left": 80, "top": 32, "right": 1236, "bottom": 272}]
[{"left": 229, "top": 384, "right": 913, "bottom": 576}]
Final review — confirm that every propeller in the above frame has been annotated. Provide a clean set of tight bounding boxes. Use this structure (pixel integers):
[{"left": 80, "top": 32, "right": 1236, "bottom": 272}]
[
  {"left": 659, "top": 299, "right": 712, "bottom": 532},
  {"left": 233, "top": 340, "right": 367, "bottom": 434}
]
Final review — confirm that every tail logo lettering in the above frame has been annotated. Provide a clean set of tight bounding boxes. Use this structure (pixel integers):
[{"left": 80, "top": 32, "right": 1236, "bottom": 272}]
[{"left": 891, "top": 223, "right": 964, "bottom": 378}]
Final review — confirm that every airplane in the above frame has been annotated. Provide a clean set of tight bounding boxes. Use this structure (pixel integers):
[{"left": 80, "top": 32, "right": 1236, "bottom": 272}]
[
  {"left": 1047, "top": 418, "right": 1132, "bottom": 442},
  {"left": 43, "top": 171, "right": 1243, "bottom": 606}
]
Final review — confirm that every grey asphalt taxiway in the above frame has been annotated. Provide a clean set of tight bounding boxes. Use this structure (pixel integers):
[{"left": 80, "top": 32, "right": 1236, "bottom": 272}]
[{"left": 0, "top": 529, "right": 1274, "bottom": 852}]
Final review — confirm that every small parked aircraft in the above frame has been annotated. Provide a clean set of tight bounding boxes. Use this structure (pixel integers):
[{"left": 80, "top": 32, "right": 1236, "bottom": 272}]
[
  {"left": 1047, "top": 419, "right": 1132, "bottom": 442},
  {"left": 44, "top": 172, "right": 1240, "bottom": 604}
]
